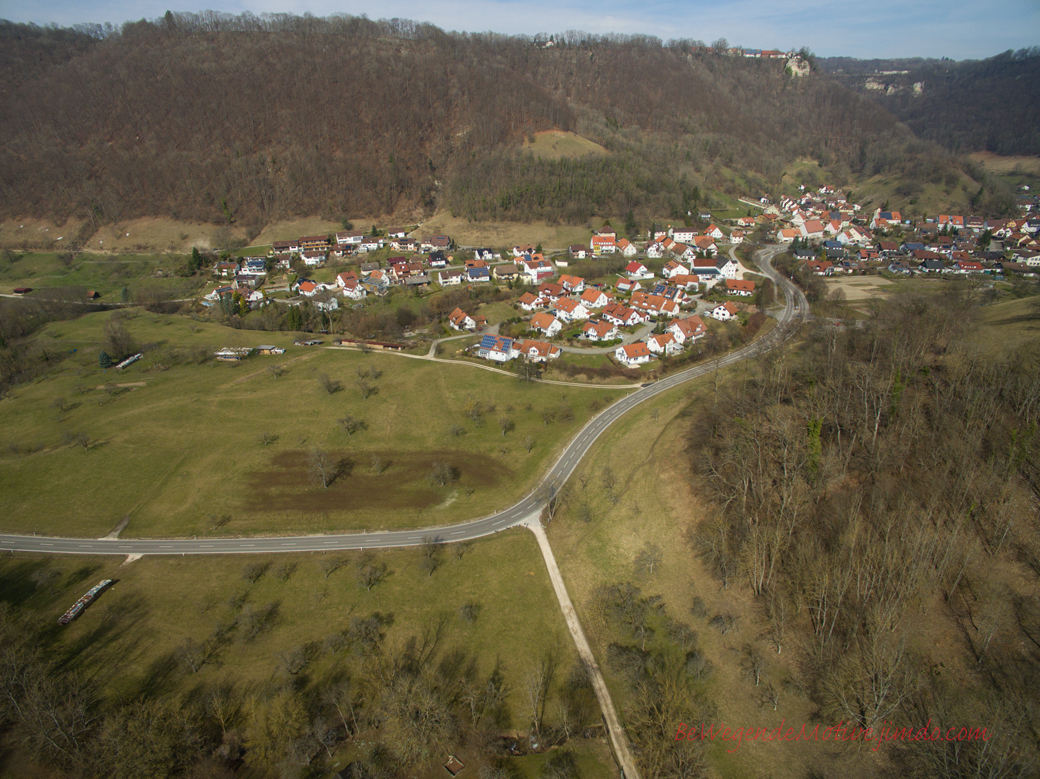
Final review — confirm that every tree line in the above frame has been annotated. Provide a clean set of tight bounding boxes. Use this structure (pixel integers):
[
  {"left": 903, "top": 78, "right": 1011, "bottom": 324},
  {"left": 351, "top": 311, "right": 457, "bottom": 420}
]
[
  {"left": 0, "top": 14, "right": 993, "bottom": 234},
  {"left": 685, "top": 284, "right": 1040, "bottom": 777}
]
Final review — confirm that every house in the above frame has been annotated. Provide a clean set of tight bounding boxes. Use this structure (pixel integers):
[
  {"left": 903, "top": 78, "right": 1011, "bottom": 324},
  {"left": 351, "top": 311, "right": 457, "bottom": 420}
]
[
  {"left": 297, "top": 281, "right": 321, "bottom": 297},
  {"left": 670, "top": 226, "right": 697, "bottom": 243},
  {"left": 405, "top": 275, "right": 432, "bottom": 290},
  {"left": 360, "top": 261, "right": 380, "bottom": 276},
  {"left": 299, "top": 235, "right": 331, "bottom": 252},
  {"left": 213, "top": 261, "right": 238, "bottom": 278},
  {"left": 538, "top": 282, "right": 566, "bottom": 300},
  {"left": 662, "top": 260, "right": 690, "bottom": 279},
  {"left": 340, "top": 279, "right": 367, "bottom": 300},
  {"left": 493, "top": 264, "right": 520, "bottom": 282},
  {"left": 427, "top": 250, "right": 449, "bottom": 268},
  {"left": 476, "top": 334, "right": 516, "bottom": 362},
  {"left": 474, "top": 248, "right": 496, "bottom": 262},
  {"left": 616, "top": 277, "right": 642, "bottom": 294},
  {"left": 805, "top": 260, "right": 833, "bottom": 276},
  {"left": 517, "top": 292, "right": 541, "bottom": 311},
  {"left": 273, "top": 239, "right": 299, "bottom": 254},
  {"left": 617, "top": 238, "right": 638, "bottom": 257},
  {"left": 582, "top": 320, "right": 620, "bottom": 341},
  {"left": 715, "top": 257, "right": 741, "bottom": 279},
  {"left": 301, "top": 251, "right": 326, "bottom": 267},
  {"left": 312, "top": 291, "right": 340, "bottom": 312},
  {"left": 336, "top": 271, "right": 360, "bottom": 287},
  {"left": 512, "top": 244, "right": 535, "bottom": 257},
  {"left": 603, "top": 303, "right": 648, "bottom": 327},
  {"left": 710, "top": 302, "right": 740, "bottom": 321},
  {"left": 918, "top": 259, "right": 946, "bottom": 273},
  {"left": 624, "top": 261, "right": 653, "bottom": 280},
  {"left": 645, "top": 241, "right": 664, "bottom": 259},
  {"left": 385, "top": 227, "right": 410, "bottom": 239},
  {"left": 336, "top": 231, "right": 365, "bottom": 245},
  {"left": 467, "top": 266, "right": 491, "bottom": 283},
  {"left": 552, "top": 298, "right": 591, "bottom": 322},
  {"left": 629, "top": 291, "right": 680, "bottom": 318},
  {"left": 393, "top": 237, "right": 418, "bottom": 252},
  {"left": 439, "top": 269, "right": 464, "bottom": 286},
  {"left": 448, "top": 307, "right": 477, "bottom": 331},
  {"left": 704, "top": 224, "right": 725, "bottom": 241},
  {"left": 952, "top": 260, "right": 984, "bottom": 273},
  {"left": 569, "top": 244, "right": 588, "bottom": 260},
  {"left": 692, "top": 236, "right": 718, "bottom": 256},
  {"left": 725, "top": 278, "right": 756, "bottom": 297},
  {"left": 241, "top": 258, "right": 267, "bottom": 276},
  {"left": 615, "top": 342, "right": 653, "bottom": 367},
  {"left": 667, "top": 315, "right": 707, "bottom": 344},
  {"left": 529, "top": 312, "right": 562, "bottom": 337},
  {"left": 358, "top": 237, "right": 383, "bottom": 252},
  {"left": 558, "top": 274, "right": 586, "bottom": 293},
  {"left": 579, "top": 288, "right": 609, "bottom": 308},
  {"left": 647, "top": 332, "right": 682, "bottom": 357},
  {"left": 730, "top": 230, "right": 745, "bottom": 244},
  {"left": 779, "top": 227, "right": 801, "bottom": 243},
  {"left": 516, "top": 339, "right": 562, "bottom": 362},
  {"left": 591, "top": 235, "right": 617, "bottom": 255},
  {"left": 521, "top": 257, "right": 555, "bottom": 284},
  {"left": 421, "top": 235, "right": 452, "bottom": 252}
]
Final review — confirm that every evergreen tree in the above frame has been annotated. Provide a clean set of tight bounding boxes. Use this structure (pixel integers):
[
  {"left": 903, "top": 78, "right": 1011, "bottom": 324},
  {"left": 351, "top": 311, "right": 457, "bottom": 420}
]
[{"left": 99, "top": 351, "right": 113, "bottom": 368}]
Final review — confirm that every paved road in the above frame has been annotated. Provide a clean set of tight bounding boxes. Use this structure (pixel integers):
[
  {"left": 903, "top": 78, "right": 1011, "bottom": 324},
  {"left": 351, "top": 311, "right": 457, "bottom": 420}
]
[{"left": 0, "top": 246, "right": 804, "bottom": 557}]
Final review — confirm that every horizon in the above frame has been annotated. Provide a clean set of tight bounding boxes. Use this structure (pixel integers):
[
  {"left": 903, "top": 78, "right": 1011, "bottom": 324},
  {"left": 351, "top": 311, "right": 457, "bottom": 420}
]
[{"left": 4, "top": 1, "right": 1038, "bottom": 61}]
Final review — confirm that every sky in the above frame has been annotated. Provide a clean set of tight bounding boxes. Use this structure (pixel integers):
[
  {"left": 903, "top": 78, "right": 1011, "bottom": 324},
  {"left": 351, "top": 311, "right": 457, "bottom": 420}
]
[{"left": 4, "top": 0, "right": 1038, "bottom": 60}]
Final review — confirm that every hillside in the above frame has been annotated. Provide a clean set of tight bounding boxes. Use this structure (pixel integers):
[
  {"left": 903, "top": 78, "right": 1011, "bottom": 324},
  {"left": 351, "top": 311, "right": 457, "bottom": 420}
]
[
  {"left": 819, "top": 48, "right": 1040, "bottom": 157},
  {"left": 0, "top": 13, "right": 1004, "bottom": 238}
]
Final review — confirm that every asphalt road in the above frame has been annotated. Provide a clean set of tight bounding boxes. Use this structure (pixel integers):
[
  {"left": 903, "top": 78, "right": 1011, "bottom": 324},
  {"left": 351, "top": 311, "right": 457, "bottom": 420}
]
[{"left": 0, "top": 246, "right": 806, "bottom": 557}]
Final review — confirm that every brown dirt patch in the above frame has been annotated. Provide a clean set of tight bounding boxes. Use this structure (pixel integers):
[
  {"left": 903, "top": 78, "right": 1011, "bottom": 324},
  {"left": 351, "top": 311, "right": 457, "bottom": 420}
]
[
  {"left": 242, "top": 449, "right": 513, "bottom": 514},
  {"left": 824, "top": 276, "right": 894, "bottom": 300}
]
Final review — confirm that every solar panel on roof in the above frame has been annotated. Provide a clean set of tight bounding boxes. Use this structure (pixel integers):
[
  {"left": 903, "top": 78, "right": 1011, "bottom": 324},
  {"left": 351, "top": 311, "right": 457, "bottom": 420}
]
[{"left": 480, "top": 335, "right": 497, "bottom": 349}]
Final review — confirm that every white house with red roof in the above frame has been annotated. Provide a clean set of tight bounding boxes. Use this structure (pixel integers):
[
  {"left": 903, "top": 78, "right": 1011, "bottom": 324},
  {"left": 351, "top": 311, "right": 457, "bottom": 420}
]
[
  {"left": 617, "top": 238, "right": 638, "bottom": 257},
  {"left": 645, "top": 241, "right": 664, "bottom": 259},
  {"left": 710, "top": 302, "right": 740, "bottom": 321},
  {"left": 725, "top": 278, "right": 756, "bottom": 297},
  {"left": 662, "top": 260, "right": 690, "bottom": 279},
  {"left": 551, "top": 298, "right": 591, "bottom": 322},
  {"left": 603, "top": 303, "right": 648, "bottom": 327},
  {"left": 705, "top": 224, "right": 725, "bottom": 241},
  {"left": 590, "top": 235, "right": 617, "bottom": 255},
  {"left": 624, "top": 261, "right": 654, "bottom": 280},
  {"left": 667, "top": 315, "right": 707, "bottom": 344},
  {"left": 516, "top": 339, "right": 561, "bottom": 362},
  {"left": 521, "top": 257, "right": 555, "bottom": 284},
  {"left": 448, "top": 307, "right": 477, "bottom": 330},
  {"left": 529, "top": 312, "right": 562, "bottom": 337},
  {"left": 517, "top": 292, "right": 541, "bottom": 311},
  {"left": 647, "top": 332, "right": 682, "bottom": 357},
  {"left": 582, "top": 320, "right": 620, "bottom": 341},
  {"left": 339, "top": 279, "right": 367, "bottom": 300},
  {"left": 558, "top": 274, "right": 586, "bottom": 293},
  {"left": 615, "top": 342, "right": 653, "bottom": 367},
  {"left": 580, "top": 288, "right": 609, "bottom": 308}
]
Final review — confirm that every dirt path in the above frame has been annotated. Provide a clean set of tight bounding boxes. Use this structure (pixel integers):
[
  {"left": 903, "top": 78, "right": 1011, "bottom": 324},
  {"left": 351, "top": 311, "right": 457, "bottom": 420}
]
[{"left": 526, "top": 519, "right": 641, "bottom": 779}]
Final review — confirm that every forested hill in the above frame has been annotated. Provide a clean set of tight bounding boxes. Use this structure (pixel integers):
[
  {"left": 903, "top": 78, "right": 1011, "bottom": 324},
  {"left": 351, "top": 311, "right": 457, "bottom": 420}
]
[
  {"left": 0, "top": 14, "right": 995, "bottom": 232},
  {"left": 819, "top": 49, "right": 1040, "bottom": 157}
]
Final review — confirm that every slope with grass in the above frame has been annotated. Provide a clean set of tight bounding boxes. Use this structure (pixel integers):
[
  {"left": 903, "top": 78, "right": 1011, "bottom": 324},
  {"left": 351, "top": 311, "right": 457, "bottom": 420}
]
[{"left": 0, "top": 309, "right": 624, "bottom": 538}]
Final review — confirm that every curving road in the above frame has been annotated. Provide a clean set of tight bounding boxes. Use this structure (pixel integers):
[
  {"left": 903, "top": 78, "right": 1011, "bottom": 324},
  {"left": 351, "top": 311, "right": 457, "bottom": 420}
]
[{"left": 0, "top": 246, "right": 805, "bottom": 557}]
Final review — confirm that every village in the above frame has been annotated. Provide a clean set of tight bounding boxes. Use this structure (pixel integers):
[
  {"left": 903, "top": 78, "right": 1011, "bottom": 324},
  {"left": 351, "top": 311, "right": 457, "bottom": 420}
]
[{"left": 199, "top": 184, "right": 1040, "bottom": 367}]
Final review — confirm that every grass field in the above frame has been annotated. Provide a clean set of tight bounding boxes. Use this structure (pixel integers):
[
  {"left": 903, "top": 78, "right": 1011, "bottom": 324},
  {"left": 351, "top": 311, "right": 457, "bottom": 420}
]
[
  {"left": 521, "top": 130, "right": 609, "bottom": 161},
  {"left": 0, "top": 529, "right": 615, "bottom": 777},
  {"left": 0, "top": 309, "right": 627, "bottom": 538},
  {"left": 0, "top": 251, "right": 206, "bottom": 300}
]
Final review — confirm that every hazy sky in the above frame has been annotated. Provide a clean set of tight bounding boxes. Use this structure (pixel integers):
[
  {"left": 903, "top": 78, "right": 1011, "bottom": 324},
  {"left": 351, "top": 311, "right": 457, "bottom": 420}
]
[{"left": 5, "top": 0, "right": 1038, "bottom": 59}]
